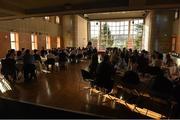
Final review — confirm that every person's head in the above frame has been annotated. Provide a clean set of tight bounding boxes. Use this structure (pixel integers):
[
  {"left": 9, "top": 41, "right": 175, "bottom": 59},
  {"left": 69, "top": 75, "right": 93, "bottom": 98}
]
[
  {"left": 166, "top": 54, "right": 171, "bottom": 60},
  {"left": 34, "top": 49, "right": 38, "bottom": 54},
  {"left": 9, "top": 49, "right": 16, "bottom": 58},
  {"left": 25, "top": 49, "right": 30, "bottom": 55},
  {"left": 48, "top": 50, "right": 52, "bottom": 54},
  {"left": 21, "top": 48, "right": 25, "bottom": 52},
  {"left": 17, "top": 51, "right": 22, "bottom": 57}
]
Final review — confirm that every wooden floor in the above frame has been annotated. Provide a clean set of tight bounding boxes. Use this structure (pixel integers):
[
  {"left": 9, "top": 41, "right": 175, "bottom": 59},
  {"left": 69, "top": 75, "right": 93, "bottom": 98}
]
[{"left": 0, "top": 60, "right": 149, "bottom": 118}]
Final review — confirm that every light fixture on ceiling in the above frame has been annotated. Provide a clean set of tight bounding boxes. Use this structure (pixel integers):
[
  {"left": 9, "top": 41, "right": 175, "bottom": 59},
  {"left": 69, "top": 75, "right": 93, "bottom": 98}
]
[{"left": 84, "top": 14, "right": 88, "bottom": 18}]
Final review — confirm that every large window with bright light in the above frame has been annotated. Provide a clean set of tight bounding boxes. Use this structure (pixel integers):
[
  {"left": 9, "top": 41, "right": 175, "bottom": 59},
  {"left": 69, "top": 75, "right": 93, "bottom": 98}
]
[
  {"left": 44, "top": 16, "right": 50, "bottom": 21},
  {"left": 57, "top": 37, "right": 60, "bottom": 48},
  {"left": 46, "top": 36, "right": 51, "bottom": 49},
  {"left": 90, "top": 21, "right": 100, "bottom": 48},
  {"left": 90, "top": 19, "right": 144, "bottom": 50},
  {"left": 56, "top": 16, "right": 60, "bottom": 24},
  {"left": 31, "top": 34, "right": 38, "bottom": 50},
  {"left": 10, "top": 32, "right": 19, "bottom": 50}
]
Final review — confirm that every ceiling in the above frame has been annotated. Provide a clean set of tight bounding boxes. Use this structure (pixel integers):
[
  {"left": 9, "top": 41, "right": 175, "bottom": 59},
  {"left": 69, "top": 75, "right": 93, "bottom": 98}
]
[
  {"left": 85, "top": 11, "right": 147, "bottom": 20},
  {"left": 0, "top": 0, "right": 180, "bottom": 20}
]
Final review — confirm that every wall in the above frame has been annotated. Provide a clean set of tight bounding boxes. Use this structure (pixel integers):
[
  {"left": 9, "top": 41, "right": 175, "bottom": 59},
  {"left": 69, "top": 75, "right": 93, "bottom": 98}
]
[
  {"left": 0, "top": 17, "right": 60, "bottom": 36},
  {"left": 19, "top": 33, "right": 31, "bottom": 50},
  {"left": 0, "top": 32, "right": 10, "bottom": 58},
  {"left": 51, "top": 36, "right": 57, "bottom": 48},
  {"left": 37, "top": 34, "right": 46, "bottom": 49},
  {"left": 75, "top": 16, "right": 88, "bottom": 48},
  {"left": 0, "top": 17, "right": 61, "bottom": 58}
]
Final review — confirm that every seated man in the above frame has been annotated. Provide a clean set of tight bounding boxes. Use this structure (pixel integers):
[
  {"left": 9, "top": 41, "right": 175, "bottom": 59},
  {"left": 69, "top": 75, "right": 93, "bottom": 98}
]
[
  {"left": 2, "top": 49, "right": 17, "bottom": 83},
  {"left": 45, "top": 50, "right": 55, "bottom": 71},
  {"left": 23, "top": 49, "right": 36, "bottom": 82},
  {"left": 95, "top": 54, "right": 114, "bottom": 93},
  {"left": 58, "top": 50, "right": 68, "bottom": 69}
]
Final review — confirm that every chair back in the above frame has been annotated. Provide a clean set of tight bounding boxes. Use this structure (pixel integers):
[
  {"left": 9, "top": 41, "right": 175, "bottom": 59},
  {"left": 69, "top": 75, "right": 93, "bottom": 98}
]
[
  {"left": 122, "top": 70, "right": 140, "bottom": 85},
  {"left": 149, "top": 75, "right": 173, "bottom": 99},
  {"left": 81, "top": 69, "right": 93, "bottom": 82}
]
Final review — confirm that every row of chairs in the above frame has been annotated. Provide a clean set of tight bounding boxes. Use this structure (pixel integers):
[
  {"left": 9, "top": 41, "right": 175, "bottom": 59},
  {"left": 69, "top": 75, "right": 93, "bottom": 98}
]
[{"left": 80, "top": 69, "right": 179, "bottom": 118}]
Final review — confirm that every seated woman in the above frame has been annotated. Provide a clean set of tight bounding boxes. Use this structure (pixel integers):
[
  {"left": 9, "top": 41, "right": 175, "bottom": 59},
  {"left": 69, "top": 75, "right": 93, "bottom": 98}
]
[
  {"left": 45, "top": 50, "right": 55, "bottom": 71},
  {"left": 95, "top": 54, "right": 114, "bottom": 93}
]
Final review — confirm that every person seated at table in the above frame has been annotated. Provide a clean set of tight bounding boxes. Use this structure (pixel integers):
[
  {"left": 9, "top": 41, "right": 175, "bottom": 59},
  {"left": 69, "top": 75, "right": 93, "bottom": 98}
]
[
  {"left": 16, "top": 50, "right": 24, "bottom": 79},
  {"left": 154, "top": 52, "right": 163, "bottom": 68},
  {"left": 89, "top": 49, "right": 98, "bottom": 76},
  {"left": 58, "top": 49, "right": 68, "bottom": 69},
  {"left": 2, "top": 49, "right": 17, "bottom": 83},
  {"left": 33, "top": 49, "right": 43, "bottom": 72},
  {"left": 69, "top": 48, "right": 77, "bottom": 63},
  {"left": 165, "top": 53, "right": 174, "bottom": 67},
  {"left": 76, "top": 47, "right": 83, "bottom": 63},
  {"left": 23, "top": 49, "right": 36, "bottom": 82},
  {"left": 45, "top": 50, "right": 56, "bottom": 71},
  {"left": 33, "top": 49, "right": 42, "bottom": 64},
  {"left": 40, "top": 47, "right": 47, "bottom": 57},
  {"left": 16, "top": 50, "right": 23, "bottom": 61},
  {"left": 95, "top": 54, "right": 114, "bottom": 93}
]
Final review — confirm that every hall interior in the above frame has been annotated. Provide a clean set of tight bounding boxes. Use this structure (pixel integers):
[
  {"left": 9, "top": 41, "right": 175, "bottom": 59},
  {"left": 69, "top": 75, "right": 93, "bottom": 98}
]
[{"left": 0, "top": 0, "right": 180, "bottom": 119}]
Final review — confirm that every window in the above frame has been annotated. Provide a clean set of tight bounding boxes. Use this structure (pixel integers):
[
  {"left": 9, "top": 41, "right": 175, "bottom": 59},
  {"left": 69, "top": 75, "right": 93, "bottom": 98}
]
[
  {"left": 90, "top": 19, "right": 144, "bottom": 50},
  {"left": 10, "top": 32, "right": 19, "bottom": 50},
  {"left": 31, "top": 34, "right": 38, "bottom": 50},
  {"left": 56, "top": 16, "right": 60, "bottom": 24},
  {"left": 44, "top": 16, "right": 50, "bottom": 21},
  {"left": 57, "top": 37, "right": 60, "bottom": 48},
  {"left": 46, "top": 36, "right": 51, "bottom": 49}
]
